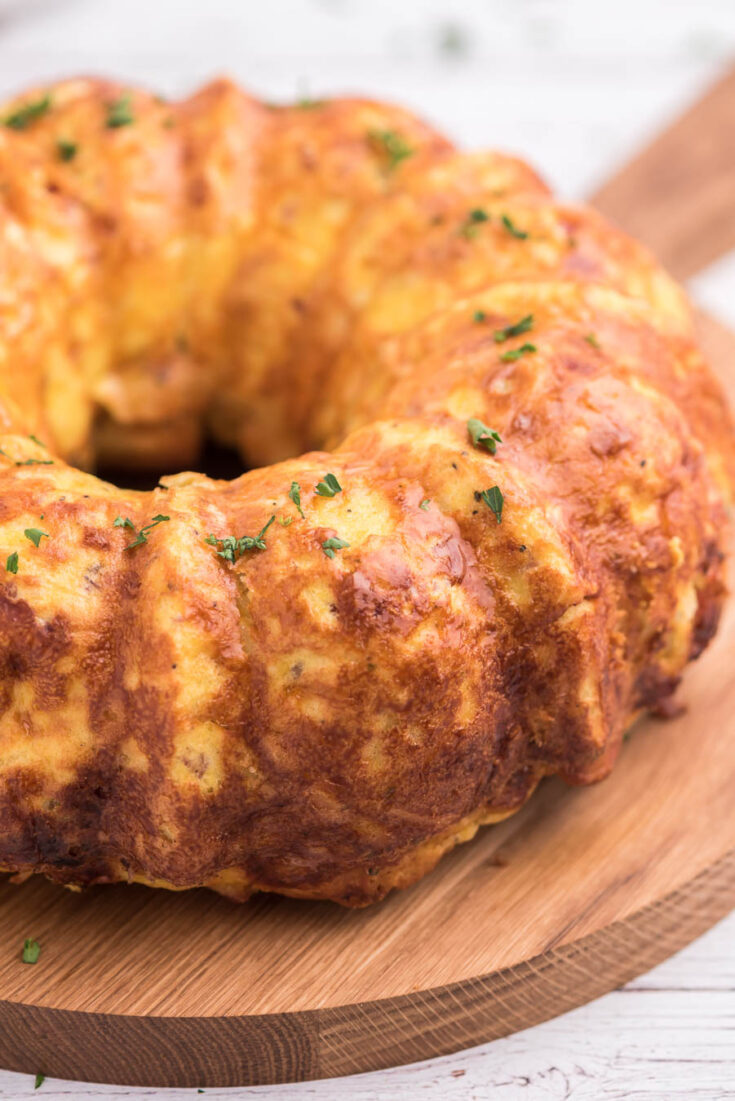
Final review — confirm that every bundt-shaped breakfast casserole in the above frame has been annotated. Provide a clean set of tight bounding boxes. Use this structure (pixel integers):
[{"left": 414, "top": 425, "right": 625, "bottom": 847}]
[{"left": 0, "top": 78, "right": 732, "bottom": 906}]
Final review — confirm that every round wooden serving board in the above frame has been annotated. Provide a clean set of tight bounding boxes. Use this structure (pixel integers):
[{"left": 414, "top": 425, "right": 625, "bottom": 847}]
[
  {"left": 0, "top": 307, "right": 730, "bottom": 1088},
  {"left": 1, "top": 64, "right": 735, "bottom": 1086}
]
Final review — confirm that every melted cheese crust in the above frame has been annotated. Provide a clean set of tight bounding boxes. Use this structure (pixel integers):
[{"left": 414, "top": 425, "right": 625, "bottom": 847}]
[{"left": 0, "top": 79, "right": 731, "bottom": 905}]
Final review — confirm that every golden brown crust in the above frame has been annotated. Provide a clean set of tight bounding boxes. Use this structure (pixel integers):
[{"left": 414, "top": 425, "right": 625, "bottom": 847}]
[{"left": 0, "top": 79, "right": 731, "bottom": 905}]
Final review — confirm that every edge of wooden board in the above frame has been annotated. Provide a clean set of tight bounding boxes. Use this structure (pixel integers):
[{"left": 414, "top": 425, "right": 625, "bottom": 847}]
[{"left": 0, "top": 846, "right": 731, "bottom": 1089}]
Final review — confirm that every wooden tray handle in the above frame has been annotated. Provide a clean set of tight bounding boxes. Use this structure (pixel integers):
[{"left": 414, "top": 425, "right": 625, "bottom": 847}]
[{"left": 591, "top": 64, "right": 735, "bottom": 281}]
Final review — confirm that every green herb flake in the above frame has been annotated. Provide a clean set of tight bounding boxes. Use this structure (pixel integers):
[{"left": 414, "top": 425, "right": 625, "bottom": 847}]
[
  {"left": 472, "top": 309, "right": 487, "bottom": 323},
  {"left": 322, "top": 536, "right": 350, "bottom": 559},
  {"left": 278, "top": 515, "right": 294, "bottom": 527},
  {"left": 500, "top": 342, "right": 536, "bottom": 363},
  {"left": 57, "top": 139, "right": 78, "bottom": 162},
  {"left": 288, "top": 480, "right": 305, "bottom": 518},
  {"left": 368, "top": 129, "right": 414, "bottom": 172},
  {"left": 501, "top": 213, "right": 528, "bottom": 240},
  {"left": 106, "top": 94, "right": 134, "bottom": 129},
  {"left": 34, "top": 1073, "right": 45, "bottom": 1090},
  {"left": 459, "top": 208, "right": 489, "bottom": 239},
  {"left": 24, "top": 528, "right": 48, "bottom": 548},
  {"left": 114, "top": 514, "right": 169, "bottom": 549},
  {"left": 493, "top": 314, "right": 534, "bottom": 343},
  {"left": 15, "top": 458, "right": 54, "bottom": 467},
  {"left": 6, "top": 552, "right": 18, "bottom": 574},
  {"left": 419, "top": 498, "right": 431, "bottom": 511},
  {"left": 28, "top": 435, "right": 46, "bottom": 448},
  {"left": 467, "top": 418, "right": 502, "bottom": 455},
  {"left": 206, "top": 515, "right": 276, "bottom": 563},
  {"left": 296, "top": 97, "right": 325, "bottom": 110},
  {"left": 5, "top": 94, "right": 51, "bottom": 131},
  {"left": 585, "top": 332, "right": 601, "bottom": 349},
  {"left": 22, "top": 938, "right": 40, "bottom": 964},
  {"left": 480, "top": 485, "right": 504, "bottom": 524},
  {"left": 315, "top": 472, "right": 342, "bottom": 498}
]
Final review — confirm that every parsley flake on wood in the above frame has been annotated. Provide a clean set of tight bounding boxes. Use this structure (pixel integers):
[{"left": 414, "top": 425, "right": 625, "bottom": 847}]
[
  {"left": 315, "top": 473, "right": 342, "bottom": 498},
  {"left": 114, "top": 514, "right": 169, "bottom": 549},
  {"left": 480, "top": 485, "right": 504, "bottom": 523},
  {"left": 467, "top": 418, "right": 502, "bottom": 454},
  {"left": 6, "top": 552, "right": 18, "bottom": 574},
  {"left": 322, "top": 536, "right": 350, "bottom": 559},
  {"left": 459, "top": 208, "right": 489, "bottom": 239},
  {"left": 24, "top": 528, "right": 48, "bottom": 548},
  {"left": 206, "top": 515, "right": 276, "bottom": 563},
  {"left": 22, "top": 938, "right": 40, "bottom": 964},
  {"left": 501, "top": 213, "right": 528, "bottom": 239},
  {"left": 500, "top": 343, "right": 536, "bottom": 363},
  {"left": 493, "top": 314, "right": 533, "bottom": 343},
  {"left": 368, "top": 129, "right": 414, "bottom": 171},
  {"left": 5, "top": 94, "right": 51, "bottom": 130},
  {"left": 288, "top": 480, "right": 305, "bottom": 518},
  {"left": 106, "top": 94, "right": 134, "bottom": 129},
  {"left": 57, "top": 139, "right": 78, "bottom": 162}
]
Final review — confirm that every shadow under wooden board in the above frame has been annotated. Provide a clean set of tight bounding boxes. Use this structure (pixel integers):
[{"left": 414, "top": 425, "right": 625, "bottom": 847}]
[{"left": 0, "top": 75, "right": 734, "bottom": 1090}]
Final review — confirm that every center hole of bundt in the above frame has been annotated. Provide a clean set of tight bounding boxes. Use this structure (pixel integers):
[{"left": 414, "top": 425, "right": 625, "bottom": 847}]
[{"left": 95, "top": 437, "right": 246, "bottom": 491}]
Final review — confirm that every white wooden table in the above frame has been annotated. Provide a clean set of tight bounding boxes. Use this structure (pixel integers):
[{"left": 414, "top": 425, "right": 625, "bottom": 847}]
[{"left": 0, "top": 1, "right": 733, "bottom": 1096}]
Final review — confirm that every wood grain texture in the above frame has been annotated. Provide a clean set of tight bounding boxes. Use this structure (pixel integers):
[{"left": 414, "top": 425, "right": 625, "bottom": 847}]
[
  {"left": 0, "top": 48, "right": 734, "bottom": 1096},
  {"left": 592, "top": 65, "right": 735, "bottom": 281}
]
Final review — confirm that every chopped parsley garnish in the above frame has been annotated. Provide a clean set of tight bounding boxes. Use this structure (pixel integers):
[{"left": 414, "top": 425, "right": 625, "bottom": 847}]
[
  {"left": 322, "top": 536, "right": 350, "bottom": 559},
  {"left": 15, "top": 458, "right": 54, "bottom": 467},
  {"left": 34, "top": 1073, "right": 45, "bottom": 1090},
  {"left": 22, "top": 938, "right": 40, "bottom": 964},
  {"left": 288, "top": 480, "right": 305, "bottom": 518},
  {"left": 57, "top": 139, "right": 78, "bottom": 162},
  {"left": 473, "top": 309, "right": 487, "bottom": 323},
  {"left": 296, "top": 97, "right": 325, "bottom": 109},
  {"left": 278, "top": 515, "right": 293, "bottom": 527},
  {"left": 500, "top": 343, "right": 536, "bottom": 363},
  {"left": 206, "top": 515, "right": 275, "bottom": 562},
  {"left": 114, "top": 514, "right": 169, "bottom": 549},
  {"left": 459, "top": 208, "right": 489, "bottom": 239},
  {"left": 493, "top": 314, "right": 533, "bottom": 343},
  {"left": 106, "top": 94, "right": 134, "bottom": 129},
  {"left": 24, "top": 528, "right": 48, "bottom": 548},
  {"left": 501, "top": 213, "right": 528, "bottom": 240},
  {"left": 467, "top": 418, "right": 502, "bottom": 454},
  {"left": 6, "top": 552, "right": 18, "bottom": 574},
  {"left": 419, "top": 498, "right": 431, "bottom": 510},
  {"left": 368, "top": 129, "right": 414, "bottom": 171},
  {"left": 315, "top": 472, "right": 342, "bottom": 498},
  {"left": 481, "top": 485, "right": 504, "bottom": 523},
  {"left": 585, "top": 332, "right": 601, "bottom": 349},
  {"left": 5, "top": 94, "right": 51, "bottom": 131},
  {"left": 28, "top": 435, "right": 46, "bottom": 448}
]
